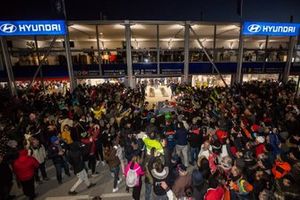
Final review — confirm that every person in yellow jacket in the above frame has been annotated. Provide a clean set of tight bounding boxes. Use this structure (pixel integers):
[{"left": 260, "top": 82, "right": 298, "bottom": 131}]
[
  {"left": 91, "top": 103, "right": 106, "bottom": 120},
  {"left": 138, "top": 131, "right": 164, "bottom": 156},
  {"left": 60, "top": 125, "right": 73, "bottom": 144}
]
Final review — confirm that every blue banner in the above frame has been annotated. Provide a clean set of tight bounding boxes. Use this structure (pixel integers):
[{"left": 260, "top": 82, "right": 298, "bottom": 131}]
[
  {"left": 0, "top": 20, "right": 66, "bottom": 36},
  {"left": 243, "top": 21, "right": 300, "bottom": 36}
]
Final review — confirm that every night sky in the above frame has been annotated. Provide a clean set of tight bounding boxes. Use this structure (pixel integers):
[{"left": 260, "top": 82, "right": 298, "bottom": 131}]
[{"left": 0, "top": 0, "right": 299, "bottom": 22}]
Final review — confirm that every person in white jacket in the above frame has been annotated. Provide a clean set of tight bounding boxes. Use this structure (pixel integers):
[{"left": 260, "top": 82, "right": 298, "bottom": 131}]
[
  {"left": 198, "top": 140, "right": 212, "bottom": 160},
  {"left": 28, "top": 137, "right": 49, "bottom": 183}
]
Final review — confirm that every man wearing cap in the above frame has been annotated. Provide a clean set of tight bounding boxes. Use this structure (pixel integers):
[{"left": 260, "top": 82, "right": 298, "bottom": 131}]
[{"left": 48, "top": 136, "right": 71, "bottom": 184}]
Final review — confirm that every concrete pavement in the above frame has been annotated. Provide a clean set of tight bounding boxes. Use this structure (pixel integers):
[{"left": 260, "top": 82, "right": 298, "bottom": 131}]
[{"left": 12, "top": 161, "right": 137, "bottom": 200}]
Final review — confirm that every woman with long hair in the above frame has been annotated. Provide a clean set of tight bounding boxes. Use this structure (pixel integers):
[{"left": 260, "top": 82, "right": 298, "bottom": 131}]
[{"left": 125, "top": 155, "right": 145, "bottom": 200}]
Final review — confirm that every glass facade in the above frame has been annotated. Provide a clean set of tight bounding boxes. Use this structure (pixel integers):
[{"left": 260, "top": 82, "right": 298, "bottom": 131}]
[{"left": 0, "top": 20, "right": 298, "bottom": 85}]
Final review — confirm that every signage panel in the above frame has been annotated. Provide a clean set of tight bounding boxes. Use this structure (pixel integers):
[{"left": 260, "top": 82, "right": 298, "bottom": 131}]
[
  {"left": 0, "top": 20, "right": 66, "bottom": 36},
  {"left": 243, "top": 21, "right": 300, "bottom": 36}
]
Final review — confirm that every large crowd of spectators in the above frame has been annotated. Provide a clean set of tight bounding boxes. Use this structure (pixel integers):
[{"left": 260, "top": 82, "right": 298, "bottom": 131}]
[{"left": 0, "top": 80, "right": 300, "bottom": 200}]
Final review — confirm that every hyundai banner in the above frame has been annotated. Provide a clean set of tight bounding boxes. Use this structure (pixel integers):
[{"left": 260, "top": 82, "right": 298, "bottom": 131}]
[
  {"left": 0, "top": 20, "right": 66, "bottom": 36},
  {"left": 243, "top": 21, "right": 300, "bottom": 36}
]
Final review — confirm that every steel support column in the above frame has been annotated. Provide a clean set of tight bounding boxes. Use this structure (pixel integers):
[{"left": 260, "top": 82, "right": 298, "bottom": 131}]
[
  {"left": 0, "top": 47, "right": 4, "bottom": 71},
  {"left": 296, "top": 75, "right": 300, "bottom": 97},
  {"left": 64, "top": 25, "right": 76, "bottom": 92},
  {"left": 157, "top": 24, "right": 160, "bottom": 75},
  {"left": 183, "top": 22, "right": 190, "bottom": 83},
  {"left": 95, "top": 25, "right": 102, "bottom": 76},
  {"left": 0, "top": 37, "right": 17, "bottom": 96},
  {"left": 125, "top": 21, "right": 134, "bottom": 88},
  {"left": 236, "top": 23, "right": 244, "bottom": 84},
  {"left": 213, "top": 25, "right": 217, "bottom": 61},
  {"left": 283, "top": 36, "right": 296, "bottom": 83},
  {"left": 62, "top": 0, "right": 76, "bottom": 92}
]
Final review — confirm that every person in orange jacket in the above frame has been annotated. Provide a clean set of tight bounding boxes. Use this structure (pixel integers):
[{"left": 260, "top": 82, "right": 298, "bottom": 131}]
[{"left": 229, "top": 165, "right": 254, "bottom": 200}]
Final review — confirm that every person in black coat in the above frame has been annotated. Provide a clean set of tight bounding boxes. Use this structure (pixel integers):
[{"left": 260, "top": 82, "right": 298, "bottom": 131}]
[
  {"left": 148, "top": 156, "right": 169, "bottom": 200},
  {"left": 67, "top": 142, "right": 95, "bottom": 195},
  {"left": 48, "top": 136, "right": 70, "bottom": 184},
  {"left": 188, "top": 119, "right": 203, "bottom": 166},
  {"left": 191, "top": 169, "right": 208, "bottom": 200},
  {"left": 0, "top": 154, "right": 14, "bottom": 200}
]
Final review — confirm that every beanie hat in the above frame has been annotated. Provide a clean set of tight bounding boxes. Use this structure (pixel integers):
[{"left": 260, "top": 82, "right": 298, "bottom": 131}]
[
  {"left": 50, "top": 136, "right": 59, "bottom": 143},
  {"left": 192, "top": 170, "right": 204, "bottom": 186},
  {"left": 243, "top": 151, "right": 254, "bottom": 162},
  {"left": 165, "top": 113, "right": 171, "bottom": 120},
  {"left": 236, "top": 158, "right": 246, "bottom": 170},
  {"left": 251, "top": 124, "right": 260, "bottom": 132},
  {"left": 216, "top": 129, "right": 228, "bottom": 144}
]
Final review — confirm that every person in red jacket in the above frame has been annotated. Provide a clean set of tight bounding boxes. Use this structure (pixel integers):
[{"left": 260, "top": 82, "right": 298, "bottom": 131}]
[
  {"left": 81, "top": 132, "right": 98, "bottom": 176},
  {"left": 13, "top": 149, "right": 39, "bottom": 200},
  {"left": 204, "top": 175, "right": 224, "bottom": 200}
]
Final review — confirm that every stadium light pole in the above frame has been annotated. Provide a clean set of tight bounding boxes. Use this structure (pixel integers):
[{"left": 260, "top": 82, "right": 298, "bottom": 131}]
[
  {"left": 283, "top": 16, "right": 296, "bottom": 83},
  {"left": 125, "top": 20, "right": 134, "bottom": 88},
  {"left": 62, "top": 0, "right": 76, "bottom": 92},
  {"left": 236, "top": 0, "right": 244, "bottom": 84},
  {"left": 183, "top": 21, "right": 190, "bottom": 83},
  {"left": 157, "top": 24, "right": 160, "bottom": 75},
  {"left": 95, "top": 25, "right": 103, "bottom": 76},
  {"left": 213, "top": 25, "right": 217, "bottom": 62}
]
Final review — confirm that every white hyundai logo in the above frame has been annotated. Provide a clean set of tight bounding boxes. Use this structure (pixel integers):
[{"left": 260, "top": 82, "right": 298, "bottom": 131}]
[
  {"left": 247, "top": 24, "right": 261, "bottom": 33},
  {"left": 0, "top": 23, "right": 17, "bottom": 33}
]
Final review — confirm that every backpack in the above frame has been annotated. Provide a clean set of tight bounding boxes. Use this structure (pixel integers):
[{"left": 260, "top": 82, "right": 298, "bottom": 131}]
[
  {"left": 272, "top": 160, "right": 291, "bottom": 179},
  {"left": 126, "top": 163, "right": 140, "bottom": 187}
]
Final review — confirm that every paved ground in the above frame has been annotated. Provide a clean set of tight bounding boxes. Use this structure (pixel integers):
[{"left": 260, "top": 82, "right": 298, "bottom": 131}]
[{"left": 12, "top": 162, "right": 137, "bottom": 200}]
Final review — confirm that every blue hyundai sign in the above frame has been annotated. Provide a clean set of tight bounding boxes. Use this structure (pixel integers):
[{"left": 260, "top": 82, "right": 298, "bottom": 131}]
[
  {"left": 0, "top": 20, "right": 66, "bottom": 36},
  {"left": 243, "top": 21, "right": 300, "bottom": 36}
]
